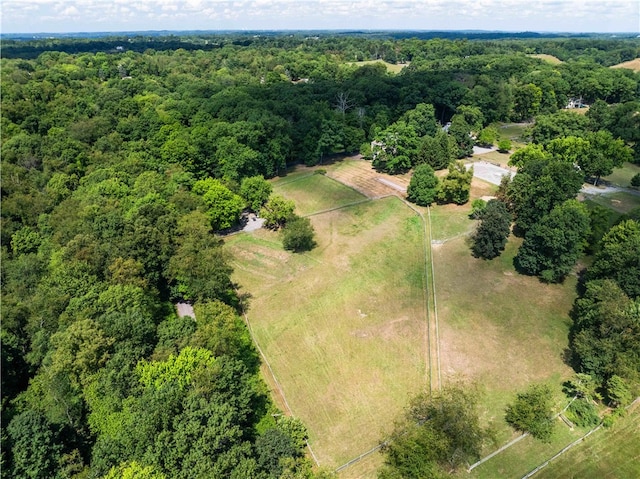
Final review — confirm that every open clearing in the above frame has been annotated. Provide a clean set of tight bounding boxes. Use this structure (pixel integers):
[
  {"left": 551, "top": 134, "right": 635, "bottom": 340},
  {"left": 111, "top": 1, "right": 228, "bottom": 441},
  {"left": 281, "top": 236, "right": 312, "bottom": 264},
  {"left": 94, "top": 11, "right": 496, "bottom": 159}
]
[
  {"left": 583, "top": 190, "right": 640, "bottom": 214},
  {"left": 528, "top": 54, "right": 563, "bottom": 64},
  {"left": 228, "top": 158, "right": 593, "bottom": 477},
  {"left": 226, "top": 193, "right": 428, "bottom": 469},
  {"left": 611, "top": 57, "right": 640, "bottom": 72},
  {"left": 604, "top": 161, "right": 640, "bottom": 188},
  {"left": 347, "top": 60, "right": 408, "bottom": 74}
]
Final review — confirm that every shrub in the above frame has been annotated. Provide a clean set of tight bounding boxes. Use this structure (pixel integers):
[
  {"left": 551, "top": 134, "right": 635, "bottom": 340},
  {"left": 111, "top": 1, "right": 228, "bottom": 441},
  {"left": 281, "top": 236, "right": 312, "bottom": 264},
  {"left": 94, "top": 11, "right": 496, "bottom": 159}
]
[
  {"left": 505, "top": 384, "right": 555, "bottom": 441},
  {"left": 282, "top": 216, "right": 316, "bottom": 252},
  {"left": 498, "top": 138, "right": 512, "bottom": 153},
  {"left": 565, "top": 398, "right": 600, "bottom": 428},
  {"left": 469, "top": 199, "right": 487, "bottom": 219},
  {"left": 630, "top": 173, "right": 640, "bottom": 188}
]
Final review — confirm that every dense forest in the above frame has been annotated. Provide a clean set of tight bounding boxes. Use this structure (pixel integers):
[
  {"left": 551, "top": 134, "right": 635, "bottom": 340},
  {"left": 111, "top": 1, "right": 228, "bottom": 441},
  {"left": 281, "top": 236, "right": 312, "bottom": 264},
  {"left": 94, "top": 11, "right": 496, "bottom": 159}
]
[{"left": 2, "top": 33, "right": 639, "bottom": 478}]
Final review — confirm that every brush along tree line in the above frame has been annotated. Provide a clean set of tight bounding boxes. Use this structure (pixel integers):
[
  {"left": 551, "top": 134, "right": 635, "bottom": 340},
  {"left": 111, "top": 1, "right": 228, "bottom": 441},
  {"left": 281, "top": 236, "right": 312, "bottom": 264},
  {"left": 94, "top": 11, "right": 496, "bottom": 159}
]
[{"left": 2, "top": 33, "right": 639, "bottom": 478}]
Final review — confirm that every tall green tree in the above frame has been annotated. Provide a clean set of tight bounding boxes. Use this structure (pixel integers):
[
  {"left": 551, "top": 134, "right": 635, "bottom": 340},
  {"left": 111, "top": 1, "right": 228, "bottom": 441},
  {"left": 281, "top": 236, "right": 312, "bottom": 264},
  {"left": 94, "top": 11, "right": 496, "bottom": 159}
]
[
  {"left": 371, "top": 121, "right": 419, "bottom": 174},
  {"left": 437, "top": 161, "right": 473, "bottom": 205},
  {"left": 587, "top": 219, "right": 640, "bottom": 298},
  {"left": 416, "top": 130, "right": 455, "bottom": 170},
  {"left": 407, "top": 164, "right": 439, "bottom": 206},
  {"left": 282, "top": 216, "right": 317, "bottom": 253},
  {"left": 505, "top": 158, "right": 583, "bottom": 234},
  {"left": 167, "top": 211, "right": 234, "bottom": 303},
  {"left": 471, "top": 199, "right": 512, "bottom": 259},
  {"left": 192, "top": 178, "right": 244, "bottom": 231},
  {"left": 570, "top": 279, "right": 640, "bottom": 389},
  {"left": 505, "top": 384, "right": 555, "bottom": 442},
  {"left": 379, "top": 386, "right": 486, "bottom": 478},
  {"left": 240, "top": 175, "right": 273, "bottom": 212},
  {"left": 515, "top": 200, "right": 590, "bottom": 282},
  {"left": 260, "top": 195, "right": 295, "bottom": 230},
  {"left": 578, "top": 130, "right": 632, "bottom": 186},
  {"left": 7, "top": 411, "right": 65, "bottom": 479}
]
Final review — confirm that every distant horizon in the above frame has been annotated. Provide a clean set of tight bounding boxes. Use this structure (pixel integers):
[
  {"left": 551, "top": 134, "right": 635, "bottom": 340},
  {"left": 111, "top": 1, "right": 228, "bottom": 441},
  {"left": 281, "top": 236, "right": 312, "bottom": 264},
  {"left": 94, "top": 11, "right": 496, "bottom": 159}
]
[
  {"left": 2, "top": 1, "right": 639, "bottom": 35},
  {"left": 3, "top": 28, "right": 639, "bottom": 39}
]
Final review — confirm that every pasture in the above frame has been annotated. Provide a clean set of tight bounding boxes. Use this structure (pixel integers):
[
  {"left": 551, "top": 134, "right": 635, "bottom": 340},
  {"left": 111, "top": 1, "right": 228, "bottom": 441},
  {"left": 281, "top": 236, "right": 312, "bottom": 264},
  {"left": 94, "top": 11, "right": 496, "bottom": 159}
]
[
  {"left": 431, "top": 211, "right": 577, "bottom": 442},
  {"left": 226, "top": 189, "right": 428, "bottom": 469},
  {"left": 228, "top": 159, "right": 586, "bottom": 477},
  {"left": 534, "top": 407, "right": 640, "bottom": 479},
  {"left": 584, "top": 190, "right": 640, "bottom": 214},
  {"left": 611, "top": 57, "right": 640, "bottom": 72},
  {"left": 271, "top": 170, "right": 367, "bottom": 215},
  {"left": 468, "top": 418, "right": 590, "bottom": 479},
  {"left": 603, "top": 161, "right": 640, "bottom": 188},
  {"left": 528, "top": 53, "right": 563, "bottom": 64},
  {"left": 347, "top": 59, "right": 408, "bottom": 74}
]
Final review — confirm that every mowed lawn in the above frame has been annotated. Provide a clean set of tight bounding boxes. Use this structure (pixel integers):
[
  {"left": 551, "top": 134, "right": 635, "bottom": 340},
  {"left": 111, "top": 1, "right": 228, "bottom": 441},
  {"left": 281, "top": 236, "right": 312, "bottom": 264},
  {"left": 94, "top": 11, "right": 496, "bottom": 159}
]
[
  {"left": 429, "top": 201, "right": 577, "bottom": 446},
  {"left": 535, "top": 408, "right": 640, "bottom": 479},
  {"left": 603, "top": 161, "right": 640, "bottom": 188},
  {"left": 271, "top": 171, "right": 366, "bottom": 215},
  {"left": 347, "top": 59, "right": 408, "bottom": 74},
  {"left": 226, "top": 193, "right": 428, "bottom": 468}
]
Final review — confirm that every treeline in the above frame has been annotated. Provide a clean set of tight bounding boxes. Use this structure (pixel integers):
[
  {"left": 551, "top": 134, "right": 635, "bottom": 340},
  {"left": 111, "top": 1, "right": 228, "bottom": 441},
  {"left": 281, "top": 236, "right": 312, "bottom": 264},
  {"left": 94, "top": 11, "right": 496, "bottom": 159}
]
[{"left": 1, "top": 34, "right": 639, "bottom": 478}]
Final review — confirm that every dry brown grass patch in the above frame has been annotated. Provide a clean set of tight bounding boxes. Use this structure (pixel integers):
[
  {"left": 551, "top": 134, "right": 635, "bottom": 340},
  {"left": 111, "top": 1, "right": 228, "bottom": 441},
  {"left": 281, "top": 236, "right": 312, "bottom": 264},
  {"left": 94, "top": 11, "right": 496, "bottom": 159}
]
[{"left": 611, "top": 58, "right": 640, "bottom": 72}]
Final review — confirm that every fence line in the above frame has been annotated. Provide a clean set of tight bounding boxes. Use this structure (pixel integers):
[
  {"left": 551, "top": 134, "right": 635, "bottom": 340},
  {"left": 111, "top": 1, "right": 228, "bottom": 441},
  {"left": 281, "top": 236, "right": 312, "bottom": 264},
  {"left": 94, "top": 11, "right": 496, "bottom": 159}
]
[
  {"left": 334, "top": 443, "right": 385, "bottom": 473},
  {"left": 520, "top": 426, "right": 602, "bottom": 479},
  {"left": 401, "top": 200, "right": 437, "bottom": 391},
  {"left": 427, "top": 205, "right": 442, "bottom": 389},
  {"left": 468, "top": 433, "right": 529, "bottom": 472},
  {"left": 468, "top": 396, "right": 578, "bottom": 472},
  {"left": 520, "top": 395, "right": 640, "bottom": 479},
  {"left": 303, "top": 197, "right": 372, "bottom": 217},
  {"left": 236, "top": 287, "right": 321, "bottom": 467}
]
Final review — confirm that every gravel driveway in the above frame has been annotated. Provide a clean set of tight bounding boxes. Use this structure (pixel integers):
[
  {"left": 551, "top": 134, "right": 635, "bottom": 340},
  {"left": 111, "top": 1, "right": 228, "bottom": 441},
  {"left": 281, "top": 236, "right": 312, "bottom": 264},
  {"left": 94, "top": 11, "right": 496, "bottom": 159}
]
[{"left": 467, "top": 161, "right": 514, "bottom": 186}]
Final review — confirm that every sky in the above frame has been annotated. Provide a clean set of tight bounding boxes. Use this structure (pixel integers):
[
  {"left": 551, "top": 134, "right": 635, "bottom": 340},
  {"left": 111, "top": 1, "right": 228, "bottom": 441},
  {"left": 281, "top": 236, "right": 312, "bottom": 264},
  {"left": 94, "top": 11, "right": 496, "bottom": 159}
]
[{"left": 2, "top": 0, "right": 639, "bottom": 34}]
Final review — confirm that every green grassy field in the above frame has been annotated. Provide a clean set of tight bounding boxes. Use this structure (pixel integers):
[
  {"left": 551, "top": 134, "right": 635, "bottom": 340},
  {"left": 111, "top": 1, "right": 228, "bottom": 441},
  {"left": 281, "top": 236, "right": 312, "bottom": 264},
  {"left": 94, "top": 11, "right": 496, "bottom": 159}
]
[
  {"left": 271, "top": 172, "right": 366, "bottom": 216},
  {"left": 584, "top": 191, "right": 640, "bottom": 214},
  {"left": 468, "top": 420, "right": 590, "bottom": 479},
  {"left": 227, "top": 160, "right": 593, "bottom": 477},
  {"left": 535, "top": 408, "right": 640, "bottom": 479},
  {"left": 496, "top": 122, "right": 531, "bottom": 145},
  {"left": 528, "top": 54, "right": 563, "bottom": 64},
  {"left": 431, "top": 211, "right": 577, "bottom": 444},
  {"left": 226, "top": 195, "right": 428, "bottom": 468},
  {"left": 603, "top": 162, "right": 640, "bottom": 188},
  {"left": 347, "top": 60, "right": 408, "bottom": 74}
]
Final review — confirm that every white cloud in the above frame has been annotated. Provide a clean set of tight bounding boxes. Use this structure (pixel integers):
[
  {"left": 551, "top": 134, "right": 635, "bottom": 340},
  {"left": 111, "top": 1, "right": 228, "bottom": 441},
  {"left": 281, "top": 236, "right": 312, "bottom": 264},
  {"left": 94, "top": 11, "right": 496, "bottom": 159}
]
[
  {"left": 60, "top": 6, "right": 80, "bottom": 15},
  {"left": 1, "top": 0, "right": 638, "bottom": 33}
]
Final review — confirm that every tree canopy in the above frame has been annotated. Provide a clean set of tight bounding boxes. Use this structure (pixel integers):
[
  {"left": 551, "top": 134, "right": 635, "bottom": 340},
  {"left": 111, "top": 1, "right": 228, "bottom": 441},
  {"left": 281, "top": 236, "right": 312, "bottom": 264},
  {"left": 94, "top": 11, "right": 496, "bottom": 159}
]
[{"left": 2, "top": 31, "right": 639, "bottom": 478}]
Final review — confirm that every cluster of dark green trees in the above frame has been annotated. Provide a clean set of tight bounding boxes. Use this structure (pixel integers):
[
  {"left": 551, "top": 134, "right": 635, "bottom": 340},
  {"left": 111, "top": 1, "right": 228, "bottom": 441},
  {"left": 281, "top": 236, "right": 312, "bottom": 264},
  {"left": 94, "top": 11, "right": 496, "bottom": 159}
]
[
  {"left": 2, "top": 33, "right": 639, "bottom": 478},
  {"left": 467, "top": 104, "right": 636, "bottom": 282},
  {"left": 1, "top": 158, "right": 323, "bottom": 477}
]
